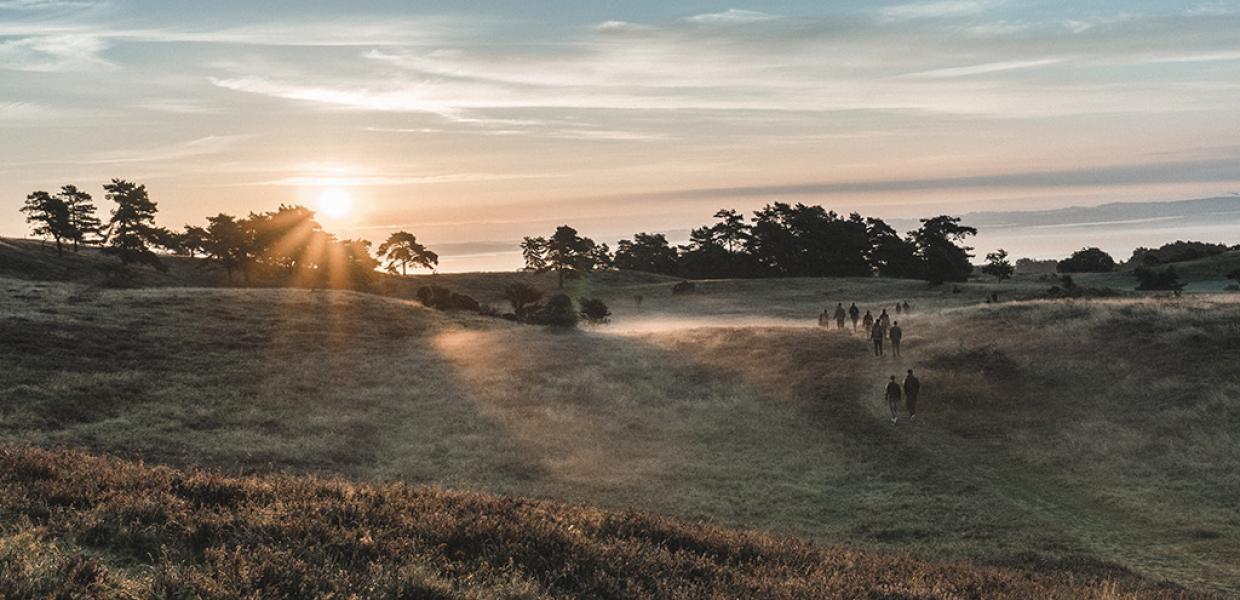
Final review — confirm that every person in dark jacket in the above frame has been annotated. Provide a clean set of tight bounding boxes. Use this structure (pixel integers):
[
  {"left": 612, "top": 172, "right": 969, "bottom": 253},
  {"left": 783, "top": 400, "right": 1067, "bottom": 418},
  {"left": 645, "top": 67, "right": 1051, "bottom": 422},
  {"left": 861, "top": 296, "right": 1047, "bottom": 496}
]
[
  {"left": 885, "top": 375, "right": 902, "bottom": 423},
  {"left": 904, "top": 369, "right": 921, "bottom": 419},
  {"left": 862, "top": 310, "right": 874, "bottom": 333},
  {"left": 848, "top": 303, "right": 860, "bottom": 331},
  {"left": 870, "top": 322, "right": 885, "bottom": 356},
  {"left": 889, "top": 321, "right": 903, "bottom": 357},
  {"left": 818, "top": 309, "right": 829, "bottom": 327},
  {"left": 902, "top": 300, "right": 911, "bottom": 313},
  {"left": 833, "top": 303, "right": 847, "bottom": 330}
]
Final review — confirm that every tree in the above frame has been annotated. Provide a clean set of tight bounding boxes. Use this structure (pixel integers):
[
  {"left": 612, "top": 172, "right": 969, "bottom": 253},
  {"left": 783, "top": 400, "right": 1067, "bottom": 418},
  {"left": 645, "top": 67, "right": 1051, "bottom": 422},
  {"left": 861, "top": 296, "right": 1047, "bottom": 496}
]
[
  {"left": 376, "top": 231, "right": 438, "bottom": 276},
  {"left": 520, "top": 236, "right": 547, "bottom": 272},
  {"left": 21, "top": 190, "right": 71, "bottom": 255},
  {"left": 981, "top": 249, "right": 1014, "bottom": 281},
  {"left": 541, "top": 225, "right": 599, "bottom": 288},
  {"left": 614, "top": 232, "right": 679, "bottom": 275},
  {"left": 866, "top": 217, "right": 921, "bottom": 278},
  {"left": 537, "top": 293, "right": 578, "bottom": 328},
  {"left": 912, "top": 215, "right": 977, "bottom": 284},
  {"left": 247, "top": 205, "right": 324, "bottom": 276},
  {"left": 58, "top": 185, "right": 101, "bottom": 252},
  {"left": 1057, "top": 247, "right": 1115, "bottom": 273},
  {"left": 190, "top": 214, "right": 257, "bottom": 282},
  {"left": 502, "top": 282, "right": 543, "bottom": 319},
  {"left": 102, "top": 179, "right": 168, "bottom": 270},
  {"left": 712, "top": 209, "right": 748, "bottom": 255},
  {"left": 1134, "top": 265, "right": 1184, "bottom": 291}
]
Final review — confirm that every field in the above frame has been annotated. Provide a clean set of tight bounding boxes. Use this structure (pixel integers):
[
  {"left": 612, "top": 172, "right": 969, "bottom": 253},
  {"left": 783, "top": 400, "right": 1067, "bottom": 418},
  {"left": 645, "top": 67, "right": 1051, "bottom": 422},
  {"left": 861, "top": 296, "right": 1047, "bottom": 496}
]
[{"left": 2, "top": 238, "right": 1238, "bottom": 596}]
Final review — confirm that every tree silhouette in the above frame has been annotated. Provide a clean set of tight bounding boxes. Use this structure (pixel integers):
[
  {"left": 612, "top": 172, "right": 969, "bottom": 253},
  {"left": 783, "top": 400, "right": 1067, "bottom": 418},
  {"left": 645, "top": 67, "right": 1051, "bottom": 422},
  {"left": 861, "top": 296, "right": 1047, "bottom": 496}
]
[
  {"left": 615, "top": 233, "right": 678, "bottom": 275},
  {"left": 981, "top": 249, "right": 1014, "bottom": 281},
  {"left": 520, "top": 236, "right": 547, "bottom": 272},
  {"left": 59, "top": 185, "right": 101, "bottom": 252},
  {"left": 191, "top": 214, "right": 257, "bottom": 282},
  {"left": 1057, "top": 247, "right": 1115, "bottom": 273},
  {"left": 912, "top": 215, "right": 977, "bottom": 284},
  {"left": 21, "top": 190, "right": 71, "bottom": 255},
  {"left": 102, "top": 179, "right": 168, "bottom": 270},
  {"left": 866, "top": 217, "right": 920, "bottom": 278},
  {"left": 376, "top": 231, "right": 438, "bottom": 276}
]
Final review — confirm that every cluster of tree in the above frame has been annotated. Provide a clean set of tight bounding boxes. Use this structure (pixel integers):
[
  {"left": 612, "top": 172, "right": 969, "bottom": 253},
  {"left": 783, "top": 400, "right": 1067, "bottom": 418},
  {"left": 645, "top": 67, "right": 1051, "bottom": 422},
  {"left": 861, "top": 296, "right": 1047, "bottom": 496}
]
[
  {"left": 1013, "top": 257, "right": 1058, "bottom": 275},
  {"left": 501, "top": 282, "right": 610, "bottom": 326},
  {"left": 1057, "top": 247, "right": 1116, "bottom": 273},
  {"left": 1129, "top": 240, "right": 1233, "bottom": 267},
  {"left": 980, "top": 249, "right": 1014, "bottom": 281},
  {"left": 527, "top": 205, "right": 979, "bottom": 285},
  {"left": 19, "top": 179, "right": 443, "bottom": 291},
  {"left": 1134, "top": 265, "right": 1185, "bottom": 291}
]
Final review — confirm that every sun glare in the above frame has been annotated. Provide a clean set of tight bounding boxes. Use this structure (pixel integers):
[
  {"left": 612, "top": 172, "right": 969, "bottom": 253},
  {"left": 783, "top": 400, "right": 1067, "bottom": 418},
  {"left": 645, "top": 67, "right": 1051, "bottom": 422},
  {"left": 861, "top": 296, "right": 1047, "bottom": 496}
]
[{"left": 317, "top": 188, "right": 353, "bottom": 219}]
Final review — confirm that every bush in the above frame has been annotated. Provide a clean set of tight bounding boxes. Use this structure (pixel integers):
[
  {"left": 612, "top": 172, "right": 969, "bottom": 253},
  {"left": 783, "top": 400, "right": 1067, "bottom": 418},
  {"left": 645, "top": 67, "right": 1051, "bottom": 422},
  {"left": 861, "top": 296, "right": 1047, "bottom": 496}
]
[
  {"left": 578, "top": 298, "right": 611, "bottom": 324},
  {"left": 415, "top": 285, "right": 480, "bottom": 311},
  {"left": 533, "top": 294, "right": 578, "bottom": 328},
  {"left": 502, "top": 282, "right": 543, "bottom": 320},
  {"left": 1133, "top": 266, "right": 1184, "bottom": 291},
  {"left": 672, "top": 281, "right": 696, "bottom": 295},
  {"left": 1057, "top": 247, "right": 1116, "bottom": 273}
]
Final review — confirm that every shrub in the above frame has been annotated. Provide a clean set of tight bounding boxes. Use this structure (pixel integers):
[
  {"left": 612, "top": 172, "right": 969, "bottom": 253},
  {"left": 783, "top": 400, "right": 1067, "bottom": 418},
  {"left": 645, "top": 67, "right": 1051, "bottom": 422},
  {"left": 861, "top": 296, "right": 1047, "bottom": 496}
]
[
  {"left": 1133, "top": 266, "right": 1184, "bottom": 292},
  {"left": 672, "top": 281, "right": 696, "bottom": 295},
  {"left": 415, "top": 285, "right": 480, "bottom": 311},
  {"left": 502, "top": 282, "right": 543, "bottom": 320},
  {"left": 533, "top": 294, "right": 578, "bottom": 328},
  {"left": 1057, "top": 247, "right": 1116, "bottom": 273},
  {"left": 578, "top": 298, "right": 611, "bottom": 324}
]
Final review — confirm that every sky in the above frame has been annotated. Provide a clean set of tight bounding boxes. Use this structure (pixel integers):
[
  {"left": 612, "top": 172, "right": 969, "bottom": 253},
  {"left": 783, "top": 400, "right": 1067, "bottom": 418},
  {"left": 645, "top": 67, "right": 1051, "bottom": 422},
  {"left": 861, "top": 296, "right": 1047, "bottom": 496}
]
[{"left": 3, "top": 0, "right": 1240, "bottom": 271}]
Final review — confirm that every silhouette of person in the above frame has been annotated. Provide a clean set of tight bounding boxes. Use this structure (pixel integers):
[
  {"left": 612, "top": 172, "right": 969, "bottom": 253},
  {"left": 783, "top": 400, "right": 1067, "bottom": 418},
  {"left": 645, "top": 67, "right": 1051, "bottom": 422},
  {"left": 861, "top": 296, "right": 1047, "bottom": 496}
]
[
  {"left": 878, "top": 309, "right": 891, "bottom": 335},
  {"left": 886, "top": 375, "right": 902, "bottom": 424},
  {"left": 895, "top": 303, "right": 902, "bottom": 315},
  {"left": 889, "top": 321, "right": 903, "bottom": 357},
  {"left": 818, "top": 309, "right": 829, "bottom": 327},
  {"left": 833, "top": 303, "right": 847, "bottom": 330},
  {"left": 862, "top": 310, "right": 874, "bottom": 332},
  {"left": 904, "top": 369, "right": 920, "bottom": 420},
  {"left": 871, "top": 322, "right": 885, "bottom": 356},
  {"left": 902, "top": 300, "right": 911, "bottom": 313},
  {"left": 990, "top": 291, "right": 999, "bottom": 303},
  {"left": 848, "top": 303, "right": 860, "bottom": 331}
]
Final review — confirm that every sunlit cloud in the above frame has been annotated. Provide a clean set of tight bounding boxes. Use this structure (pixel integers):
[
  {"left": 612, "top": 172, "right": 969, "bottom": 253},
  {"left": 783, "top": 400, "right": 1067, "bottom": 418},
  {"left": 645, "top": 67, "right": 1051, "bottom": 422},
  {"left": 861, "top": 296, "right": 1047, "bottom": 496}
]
[
  {"left": 881, "top": 0, "right": 995, "bottom": 21},
  {"left": 0, "top": 33, "right": 111, "bottom": 72},
  {"left": 904, "top": 58, "right": 1062, "bottom": 78},
  {"left": 683, "top": 9, "right": 780, "bottom": 24}
]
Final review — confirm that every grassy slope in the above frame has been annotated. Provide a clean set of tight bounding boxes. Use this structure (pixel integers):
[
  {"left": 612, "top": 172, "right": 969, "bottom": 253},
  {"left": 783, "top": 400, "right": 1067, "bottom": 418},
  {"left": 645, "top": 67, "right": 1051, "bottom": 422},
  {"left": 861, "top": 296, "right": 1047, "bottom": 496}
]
[
  {"left": 0, "top": 446, "right": 1205, "bottom": 599},
  {"left": 3, "top": 239, "right": 1239, "bottom": 593}
]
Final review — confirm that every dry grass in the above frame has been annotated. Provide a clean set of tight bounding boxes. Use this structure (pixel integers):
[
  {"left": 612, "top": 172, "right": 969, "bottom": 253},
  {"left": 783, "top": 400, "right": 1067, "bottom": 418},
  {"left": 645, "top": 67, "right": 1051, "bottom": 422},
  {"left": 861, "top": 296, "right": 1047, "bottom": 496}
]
[{"left": 0, "top": 445, "right": 1211, "bottom": 599}]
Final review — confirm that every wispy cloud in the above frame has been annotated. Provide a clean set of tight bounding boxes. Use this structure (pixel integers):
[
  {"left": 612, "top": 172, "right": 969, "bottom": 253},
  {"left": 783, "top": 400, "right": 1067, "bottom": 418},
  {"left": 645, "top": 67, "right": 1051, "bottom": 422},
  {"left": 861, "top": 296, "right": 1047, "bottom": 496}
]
[
  {"left": 881, "top": 0, "right": 994, "bottom": 21},
  {"left": 256, "top": 173, "right": 554, "bottom": 186},
  {"left": 683, "top": 9, "right": 780, "bottom": 24},
  {"left": 904, "top": 58, "right": 1062, "bottom": 78},
  {"left": 83, "top": 135, "right": 252, "bottom": 165},
  {"left": 0, "top": 0, "right": 101, "bottom": 9},
  {"left": 0, "top": 33, "right": 111, "bottom": 72}
]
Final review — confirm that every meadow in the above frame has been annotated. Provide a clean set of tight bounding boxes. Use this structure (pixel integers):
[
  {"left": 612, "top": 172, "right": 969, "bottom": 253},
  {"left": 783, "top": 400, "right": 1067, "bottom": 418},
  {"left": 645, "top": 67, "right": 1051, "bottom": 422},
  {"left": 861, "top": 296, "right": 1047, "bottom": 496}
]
[{"left": 1, "top": 239, "right": 1238, "bottom": 595}]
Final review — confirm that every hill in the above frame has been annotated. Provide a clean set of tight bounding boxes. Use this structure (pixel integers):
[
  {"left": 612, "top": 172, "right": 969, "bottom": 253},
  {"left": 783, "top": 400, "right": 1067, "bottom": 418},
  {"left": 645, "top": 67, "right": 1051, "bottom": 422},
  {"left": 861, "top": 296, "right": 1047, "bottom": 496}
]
[
  {"left": 2, "top": 239, "right": 1239, "bottom": 593},
  {"left": 0, "top": 445, "right": 1207, "bottom": 598}
]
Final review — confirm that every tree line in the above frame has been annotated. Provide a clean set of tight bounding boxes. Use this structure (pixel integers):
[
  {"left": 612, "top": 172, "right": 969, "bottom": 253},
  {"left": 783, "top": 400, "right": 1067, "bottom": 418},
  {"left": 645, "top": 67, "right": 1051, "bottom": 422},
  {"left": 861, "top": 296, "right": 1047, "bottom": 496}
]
[
  {"left": 19, "top": 179, "right": 435, "bottom": 289},
  {"left": 521, "top": 204, "right": 979, "bottom": 286}
]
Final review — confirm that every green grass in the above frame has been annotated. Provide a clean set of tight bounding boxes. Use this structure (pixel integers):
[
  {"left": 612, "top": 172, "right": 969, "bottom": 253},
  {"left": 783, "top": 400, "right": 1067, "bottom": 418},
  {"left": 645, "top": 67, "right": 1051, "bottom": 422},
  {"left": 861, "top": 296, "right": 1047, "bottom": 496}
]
[{"left": 2, "top": 238, "right": 1239, "bottom": 594}]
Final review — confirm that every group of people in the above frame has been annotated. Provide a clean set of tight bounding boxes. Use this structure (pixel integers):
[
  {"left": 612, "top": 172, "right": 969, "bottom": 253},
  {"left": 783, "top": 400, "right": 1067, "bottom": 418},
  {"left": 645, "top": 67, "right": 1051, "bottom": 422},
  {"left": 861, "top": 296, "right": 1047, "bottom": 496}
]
[{"left": 819, "top": 301, "right": 910, "bottom": 358}]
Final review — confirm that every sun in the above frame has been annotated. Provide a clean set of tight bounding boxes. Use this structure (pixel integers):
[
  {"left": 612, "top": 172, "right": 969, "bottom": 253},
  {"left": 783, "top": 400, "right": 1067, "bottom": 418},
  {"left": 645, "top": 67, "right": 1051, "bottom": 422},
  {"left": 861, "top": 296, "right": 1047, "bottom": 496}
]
[{"left": 317, "top": 188, "right": 353, "bottom": 219}]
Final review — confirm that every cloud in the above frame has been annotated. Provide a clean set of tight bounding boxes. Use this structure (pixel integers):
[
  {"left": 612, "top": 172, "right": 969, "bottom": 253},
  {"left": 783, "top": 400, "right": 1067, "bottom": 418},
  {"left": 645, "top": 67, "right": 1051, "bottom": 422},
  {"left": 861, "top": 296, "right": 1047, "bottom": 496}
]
[
  {"left": 684, "top": 9, "right": 780, "bottom": 24},
  {"left": 630, "top": 158, "right": 1240, "bottom": 200},
  {"left": 0, "top": 33, "right": 112, "bottom": 72},
  {"left": 904, "top": 58, "right": 1062, "bottom": 78},
  {"left": 0, "top": 0, "right": 101, "bottom": 9},
  {"left": 256, "top": 173, "right": 553, "bottom": 186},
  {"left": 881, "top": 1, "right": 993, "bottom": 21},
  {"left": 83, "top": 135, "right": 252, "bottom": 165}
]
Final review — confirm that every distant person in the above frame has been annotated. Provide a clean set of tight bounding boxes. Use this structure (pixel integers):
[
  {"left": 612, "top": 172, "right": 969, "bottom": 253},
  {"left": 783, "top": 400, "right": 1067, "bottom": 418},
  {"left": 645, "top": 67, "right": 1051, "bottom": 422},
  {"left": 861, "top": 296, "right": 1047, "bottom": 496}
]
[
  {"left": 878, "top": 309, "right": 890, "bottom": 333},
  {"left": 833, "top": 303, "right": 847, "bottom": 330},
  {"left": 885, "top": 375, "right": 902, "bottom": 424},
  {"left": 862, "top": 310, "right": 874, "bottom": 332},
  {"left": 904, "top": 369, "right": 920, "bottom": 420},
  {"left": 991, "top": 291, "right": 999, "bottom": 303},
  {"left": 895, "top": 303, "right": 902, "bottom": 315},
  {"left": 889, "top": 321, "right": 903, "bottom": 357},
  {"left": 818, "top": 309, "right": 829, "bottom": 327},
  {"left": 871, "top": 322, "right": 885, "bottom": 356},
  {"left": 902, "top": 300, "right": 910, "bottom": 313},
  {"left": 848, "top": 303, "right": 860, "bottom": 331}
]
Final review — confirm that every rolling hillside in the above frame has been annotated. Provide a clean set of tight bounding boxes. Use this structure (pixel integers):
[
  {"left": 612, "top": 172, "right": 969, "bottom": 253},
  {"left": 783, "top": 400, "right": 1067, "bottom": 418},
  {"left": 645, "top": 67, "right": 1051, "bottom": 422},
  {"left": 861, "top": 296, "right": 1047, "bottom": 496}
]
[{"left": 2, "top": 238, "right": 1239, "bottom": 594}]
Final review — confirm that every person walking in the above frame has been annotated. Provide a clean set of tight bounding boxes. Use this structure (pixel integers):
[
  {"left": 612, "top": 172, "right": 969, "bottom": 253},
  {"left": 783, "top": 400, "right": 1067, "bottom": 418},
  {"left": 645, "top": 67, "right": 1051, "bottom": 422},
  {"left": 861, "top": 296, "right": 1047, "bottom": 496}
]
[
  {"left": 833, "top": 303, "right": 847, "bottom": 330},
  {"left": 871, "top": 321, "right": 885, "bottom": 356},
  {"left": 895, "top": 303, "right": 902, "bottom": 315},
  {"left": 885, "top": 375, "right": 902, "bottom": 424},
  {"left": 848, "top": 303, "right": 860, "bottom": 331},
  {"left": 903, "top": 369, "right": 920, "bottom": 420},
  {"left": 878, "top": 309, "right": 891, "bottom": 332},
  {"left": 818, "top": 309, "right": 829, "bottom": 327},
  {"left": 902, "top": 300, "right": 910, "bottom": 313},
  {"left": 889, "top": 321, "right": 903, "bottom": 357},
  {"left": 862, "top": 310, "right": 874, "bottom": 332}
]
